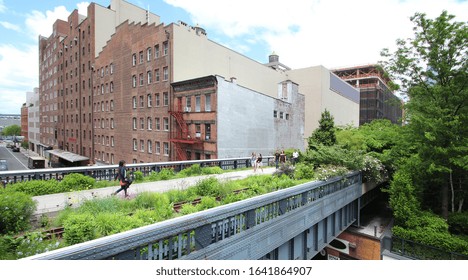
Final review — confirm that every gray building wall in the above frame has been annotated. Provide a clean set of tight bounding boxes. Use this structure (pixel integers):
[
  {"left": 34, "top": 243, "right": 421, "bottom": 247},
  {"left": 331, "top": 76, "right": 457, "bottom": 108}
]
[{"left": 216, "top": 76, "right": 304, "bottom": 158}]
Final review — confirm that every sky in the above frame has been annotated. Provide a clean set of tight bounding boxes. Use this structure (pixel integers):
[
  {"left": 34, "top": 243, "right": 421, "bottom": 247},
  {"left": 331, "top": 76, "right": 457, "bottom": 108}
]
[{"left": 0, "top": 0, "right": 467, "bottom": 115}]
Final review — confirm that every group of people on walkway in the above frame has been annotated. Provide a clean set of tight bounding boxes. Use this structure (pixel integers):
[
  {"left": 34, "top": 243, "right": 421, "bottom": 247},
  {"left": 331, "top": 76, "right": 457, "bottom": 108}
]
[{"left": 251, "top": 149, "right": 300, "bottom": 172}]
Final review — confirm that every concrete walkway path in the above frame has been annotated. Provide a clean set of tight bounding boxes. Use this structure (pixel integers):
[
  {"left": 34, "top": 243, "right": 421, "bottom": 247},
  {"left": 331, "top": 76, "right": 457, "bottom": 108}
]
[{"left": 33, "top": 167, "right": 276, "bottom": 216}]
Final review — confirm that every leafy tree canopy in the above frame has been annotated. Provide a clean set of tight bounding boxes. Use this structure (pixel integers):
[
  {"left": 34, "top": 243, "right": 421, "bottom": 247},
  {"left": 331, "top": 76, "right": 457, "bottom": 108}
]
[{"left": 1, "top": 125, "right": 21, "bottom": 136}]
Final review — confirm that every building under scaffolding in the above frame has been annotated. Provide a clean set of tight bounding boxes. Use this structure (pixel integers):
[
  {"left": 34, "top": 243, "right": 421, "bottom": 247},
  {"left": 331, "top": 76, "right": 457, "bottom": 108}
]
[{"left": 333, "top": 65, "right": 403, "bottom": 126}]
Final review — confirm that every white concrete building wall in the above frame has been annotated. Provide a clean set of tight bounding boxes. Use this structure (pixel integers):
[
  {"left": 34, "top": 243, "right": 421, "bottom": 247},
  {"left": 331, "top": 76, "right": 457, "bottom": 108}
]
[
  {"left": 288, "top": 66, "right": 360, "bottom": 140},
  {"left": 26, "top": 88, "right": 40, "bottom": 150},
  {"left": 216, "top": 77, "right": 304, "bottom": 158}
]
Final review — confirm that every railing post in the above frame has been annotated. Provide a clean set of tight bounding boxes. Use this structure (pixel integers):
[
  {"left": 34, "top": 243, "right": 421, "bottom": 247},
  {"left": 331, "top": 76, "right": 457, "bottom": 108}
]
[
  {"left": 234, "top": 160, "right": 238, "bottom": 169},
  {"left": 194, "top": 224, "right": 212, "bottom": 250}
]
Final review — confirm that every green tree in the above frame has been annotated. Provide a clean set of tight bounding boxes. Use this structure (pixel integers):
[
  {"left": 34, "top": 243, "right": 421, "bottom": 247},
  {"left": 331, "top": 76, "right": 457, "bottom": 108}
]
[
  {"left": 308, "top": 109, "right": 336, "bottom": 148},
  {"left": 1, "top": 125, "right": 21, "bottom": 136},
  {"left": 381, "top": 11, "right": 468, "bottom": 218}
]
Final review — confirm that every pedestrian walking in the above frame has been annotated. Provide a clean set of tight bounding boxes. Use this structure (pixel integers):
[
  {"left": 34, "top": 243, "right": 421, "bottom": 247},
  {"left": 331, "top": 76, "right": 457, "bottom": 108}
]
[
  {"left": 274, "top": 150, "right": 280, "bottom": 169},
  {"left": 256, "top": 153, "right": 263, "bottom": 172},
  {"left": 113, "top": 160, "right": 132, "bottom": 197},
  {"left": 280, "top": 150, "right": 286, "bottom": 166},
  {"left": 292, "top": 150, "right": 299, "bottom": 165},
  {"left": 251, "top": 152, "right": 257, "bottom": 172}
]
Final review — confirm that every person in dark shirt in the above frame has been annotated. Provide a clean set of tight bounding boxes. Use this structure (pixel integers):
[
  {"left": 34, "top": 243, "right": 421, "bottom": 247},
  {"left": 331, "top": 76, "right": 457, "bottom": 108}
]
[{"left": 113, "top": 160, "right": 132, "bottom": 197}]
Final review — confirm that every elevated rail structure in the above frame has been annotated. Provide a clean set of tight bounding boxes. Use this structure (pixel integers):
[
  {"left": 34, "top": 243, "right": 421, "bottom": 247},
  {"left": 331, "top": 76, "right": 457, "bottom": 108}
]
[{"left": 25, "top": 172, "right": 362, "bottom": 260}]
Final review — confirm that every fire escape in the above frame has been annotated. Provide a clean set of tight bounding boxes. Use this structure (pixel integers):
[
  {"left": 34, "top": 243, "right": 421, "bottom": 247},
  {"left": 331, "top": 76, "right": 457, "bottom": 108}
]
[{"left": 169, "top": 101, "right": 202, "bottom": 161}]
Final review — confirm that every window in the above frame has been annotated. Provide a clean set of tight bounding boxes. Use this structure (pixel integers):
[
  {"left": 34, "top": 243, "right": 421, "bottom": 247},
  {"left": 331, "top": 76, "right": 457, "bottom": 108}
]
[
  {"left": 111, "top": 136, "right": 114, "bottom": 147},
  {"left": 132, "top": 54, "right": 137, "bottom": 66},
  {"left": 140, "top": 140, "right": 144, "bottom": 152},
  {"left": 140, "top": 96, "right": 144, "bottom": 107},
  {"left": 205, "top": 94, "right": 211, "bottom": 112},
  {"left": 163, "top": 92, "right": 169, "bottom": 106},
  {"left": 163, "top": 142, "right": 169, "bottom": 156},
  {"left": 155, "top": 69, "right": 160, "bottom": 82},
  {"left": 155, "top": 93, "right": 160, "bottom": 106},
  {"left": 163, "top": 117, "right": 169, "bottom": 131},
  {"left": 110, "top": 100, "right": 114, "bottom": 111},
  {"left": 132, "top": 96, "right": 137, "bottom": 109},
  {"left": 147, "top": 140, "right": 152, "bottom": 153},
  {"left": 156, "top": 141, "right": 161, "bottom": 154},
  {"left": 195, "top": 95, "right": 201, "bottom": 112},
  {"left": 205, "top": 124, "right": 211, "bottom": 140},
  {"left": 147, "top": 94, "right": 152, "bottom": 107},
  {"left": 132, "top": 75, "right": 137, "bottom": 88},
  {"left": 280, "top": 112, "right": 283, "bottom": 119},
  {"left": 140, "top": 118, "right": 144, "bottom": 130},
  {"left": 273, "top": 110, "right": 277, "bottom": 118},
  {"left": 110, "top": 82, "right": 114, "bottom": 93},
  {"left": 186, "top": 96, "right": 191, "bottom": 108},
  {"left": 132, "top": 118, "right": 137, "bottom": 130},
  {"left": 147, "top": 71, "right": 152, "bottom": 84},
  {"left": 163, "top": 67, "right": 168, "bottom": 81},
  {"left": 146, "top": 47, "right": 152, "bottom": 61},
  {"left": 147, "top": 117, "right": 152, "bottom": 130},
  {"left": 139, "top": 51, "right": 144, "bottom": 64},
  {"left": 163, "top": 41, "right": 168, "bottom": 56},
  {"left": 285, "top": 113, "right": 289, "bottom": 120},
  {"left": 110, "top": 63, "right": 114, "bottom": 74},
  {"left": 133, "top": 139, "right": 137, "bottom": 151},
  {"left": 155, "top": 44, "right": 160, "bottom": 58},
  {"left": 156, "top": 118, "right": 160, "bottom": 130},
  {"left": 195, "top": 124, "right": 201, "bottom": 138},
  {"left": 110, "top": 118, "right": 114, "bottom": 129},
  {"left": 139, "top": 73, "right": 144, "bottom": 86}
]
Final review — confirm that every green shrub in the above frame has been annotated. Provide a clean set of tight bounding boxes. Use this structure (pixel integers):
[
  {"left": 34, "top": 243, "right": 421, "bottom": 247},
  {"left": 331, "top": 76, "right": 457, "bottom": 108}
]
[
  {"left": 133, "top": 171, "right": 144, "bottom": 182},
  {"left": 294, "top": 163, "right": 315, "bottom": 180},
  {"left": 156, "top": 168, "right": 176, "bottom": 180},
  {"left": 273, "top": 163, "right": 295, "bottom": 178},
  {"left": 133, "top": 209, "right": 164, "bottom": 224},
  {"left": 178, "top": 164, "right": 203, "bottom": 177},
  {"left": 93, "top": 212, "right": 143, "bottom": 237},
  {"left": 314, "top": 165, "right": 349, "bottom": 181},
  {"left": 0, "top": 191, "right": 37, "bottom": 234},
  {"left": 6, "top": 179, "right": 59, "bottom": 196},
  {"left": 201, "top": 166, "right": 223, "bottom": 175},
  {"left": 0, "top": 235, "right": 17, "bottom": 260},
  {"left": 134, "top": 192, "right": 173, "bottom": 219},
  {"left": 62, "top": 213, "right": 97, "bottom": 245},
  {"left": 179, "top": 203, "right": 198, "bottom": 215},
  {"left": 59, "top": 173, "right": 95, "bottom": 192},
  {"left": 194, "top": 177, "right": 221, "bottom": 197},
  {"left": 448, "top": 212, "right": 468, "bottom": 235},
  {"left": 393, "top": 225, "right": 468, "bottom": 256},
  {"left": 77, "top": 197, "right": 121, "bottom": 215},
  {"left": 197, "top": 196, "right": 219, "bottom": 211},
  {"left": 14, "top": 231, "right": 62, "bottom": 258}
]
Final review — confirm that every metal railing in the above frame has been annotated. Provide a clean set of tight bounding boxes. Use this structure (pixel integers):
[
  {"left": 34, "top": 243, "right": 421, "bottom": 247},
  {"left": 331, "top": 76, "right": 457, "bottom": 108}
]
[
  {"left": 0, "top": 156, "right": 273, "bottom": 184},
  {"left": 382, "top": 236, "right": 468, "bottom": 260},
  {"left": 25, "top": 171, "right": 361, "bottom": 260}
]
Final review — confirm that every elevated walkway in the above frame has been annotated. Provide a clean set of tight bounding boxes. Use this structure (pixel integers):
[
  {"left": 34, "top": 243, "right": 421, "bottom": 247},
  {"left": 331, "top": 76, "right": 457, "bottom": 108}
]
[{"left": 33, "top": 168, "right": 276, "bottom": 217}]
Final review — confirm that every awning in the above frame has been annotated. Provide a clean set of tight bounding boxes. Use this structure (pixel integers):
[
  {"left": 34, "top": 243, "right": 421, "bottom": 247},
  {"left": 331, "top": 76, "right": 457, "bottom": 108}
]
[{"left": 46, "top": 149, "right": 89, "bottom": 162}]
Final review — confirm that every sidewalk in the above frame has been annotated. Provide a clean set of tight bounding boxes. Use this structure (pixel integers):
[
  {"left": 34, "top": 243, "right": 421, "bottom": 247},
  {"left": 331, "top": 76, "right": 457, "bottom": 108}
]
[{"left": 33, "top": 167, "right": 276, "bottom": 216}]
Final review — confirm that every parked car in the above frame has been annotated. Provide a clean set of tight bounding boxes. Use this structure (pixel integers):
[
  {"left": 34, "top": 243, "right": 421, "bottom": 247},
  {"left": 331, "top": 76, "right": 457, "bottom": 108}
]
[
  {"left": 12, "top": 146, "right": 20, "bottom": 152},
  {"left": 0, "top": 159, "right": 8, "bottom": 171}
]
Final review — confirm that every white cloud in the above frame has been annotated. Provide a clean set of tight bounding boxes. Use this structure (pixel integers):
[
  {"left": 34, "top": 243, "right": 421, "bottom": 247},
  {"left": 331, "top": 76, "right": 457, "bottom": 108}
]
[
  {"left": 0, "top": 5, "right": 76, "bottom": 114},
  {"left": 77, "top": 2, "right": 90, "bottom": 17},
  {"left": 164, "top": 0, "right": 468, "bottom": 69},
  {"left": 0, "top": 21, "right": 20, "bottom": 32},
  {"left": 0, "top": 0, "right": 5, "bottom": 13},
  {"left": 24, "top": 6, "right": 70, "bottom": 39}
]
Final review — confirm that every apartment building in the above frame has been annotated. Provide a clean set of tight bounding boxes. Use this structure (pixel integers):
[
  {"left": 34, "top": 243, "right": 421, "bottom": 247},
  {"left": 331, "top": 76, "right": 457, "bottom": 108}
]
[
  {"left": 171, "top": 76, "right": 305, "bottom": 160},
  {"left": 333, "top": 65, "right": 403, "bottom": 125},
  {"left": 37, "top": 0, "right": 358, "bottom": 166}
]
